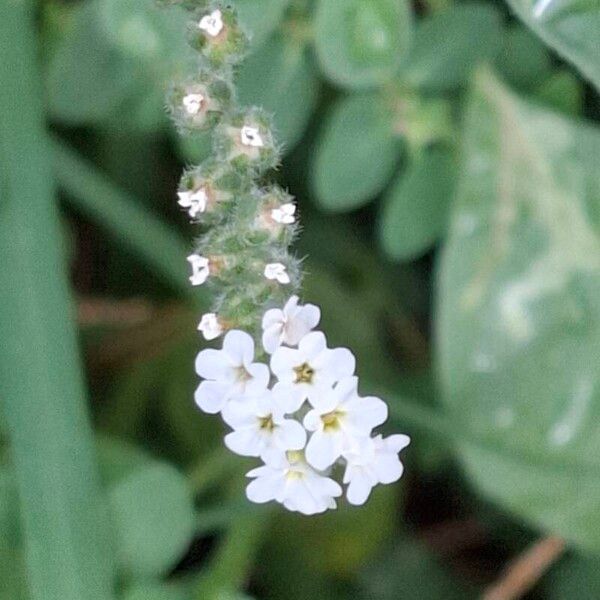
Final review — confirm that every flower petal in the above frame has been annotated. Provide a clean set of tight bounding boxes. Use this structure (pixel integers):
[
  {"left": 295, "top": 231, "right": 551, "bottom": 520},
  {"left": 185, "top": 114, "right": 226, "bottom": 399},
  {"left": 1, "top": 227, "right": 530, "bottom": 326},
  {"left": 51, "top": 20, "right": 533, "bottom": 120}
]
[
  {"left": 275, "top": 419, "right": 307, "bottom": 451},
  {"left": 195, "top": 349, "right": 228, "bottom": 380},
  {"left": 346, "top": 470, "right": 374, "bottom": 506},
  {"left": 374, "top": 454, "right": 404, "bottom": 484},
  {"left": 223, "top": 330, "right": 255, "bottom": 366},
  {"left": 270, "top": 347, "right": 300, "bottom": 381},
  {"left": 298, "top": 331, "right": 327, "bottom": 360},
  {"left": 262, "top": 308, "right": 283, "bottom": 330},
  {"left": 194, "top": 380, "right": 228, "bottom": 414},
  {"left": 262, "top": 323, "right": 283, "bottom": 354},
  {"left": 224, "top": 428, "right": 262, "bottom": 457},
  {"left": 245, "top": 363, "right": 270, "bottom": 395},
  {"left": 305, "top": 430, "right": 341, "bottom": 470},
  {"left": 246, "top": 471, "right": 282, "bottom": 504}
]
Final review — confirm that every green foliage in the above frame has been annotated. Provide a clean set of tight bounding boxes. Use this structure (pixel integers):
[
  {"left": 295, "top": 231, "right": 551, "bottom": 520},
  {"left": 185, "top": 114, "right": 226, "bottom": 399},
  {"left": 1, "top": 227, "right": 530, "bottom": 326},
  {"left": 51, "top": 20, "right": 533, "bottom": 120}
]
[
  {"left": 314, "top": 0, "right": 413, "bottom": 89},
  {"left": 505, "top": 0, "right": 600, "bottom": 90},
  {"left": 405, "top": 3, "right": 503, "bottom": 92},
  {"left": 438, "top": 69, "right": 600, "bottom": 552},
  {"left": 237, "top": 33, "right": 318, "bottom": 149},
  {"left": 109, "top": 462, "right": 196, "bottom": 578},
  {"left": 312, "top": 93, "right": 400, "bottom": 211},
  {"left": 2, "top": 0, "right": 599, "bottom": 597},
  {"left": 380, "top": 147, "right": 456, "bottom": 261}
]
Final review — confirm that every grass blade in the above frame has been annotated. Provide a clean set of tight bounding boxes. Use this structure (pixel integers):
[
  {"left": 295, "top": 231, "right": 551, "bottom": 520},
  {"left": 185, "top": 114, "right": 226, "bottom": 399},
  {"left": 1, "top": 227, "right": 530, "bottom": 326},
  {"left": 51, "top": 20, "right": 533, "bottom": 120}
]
[{"left": 0, "top": 4, "right": 116, "bottom": 599}]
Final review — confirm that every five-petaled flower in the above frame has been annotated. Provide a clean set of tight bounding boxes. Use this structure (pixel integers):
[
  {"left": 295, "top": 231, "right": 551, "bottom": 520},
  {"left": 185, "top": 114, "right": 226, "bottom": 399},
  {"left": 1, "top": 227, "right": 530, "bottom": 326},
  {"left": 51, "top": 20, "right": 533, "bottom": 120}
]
[
  {"left": 194, "top": 330, "right": 269, "bottom": 413},
  {"left": 262, "top": 295, "right": 320, "bottom": 354},
  {"left": 222, "top": 385, "right": 306, "bottom": 462},
  {"left": 187, "top": 254, "right": 210, "bottom": 285},
  {"left": 343, "top": 434, "right": 411, "bottom": 505},
  {"left": 270, "top": 331, "right": 355, "bottom": 405},
  {"left": 246, "top": 450, "right": 342, "bottom": 515},
  {"left": 303, "top": 376, "right": 388, "bottom": 470}
]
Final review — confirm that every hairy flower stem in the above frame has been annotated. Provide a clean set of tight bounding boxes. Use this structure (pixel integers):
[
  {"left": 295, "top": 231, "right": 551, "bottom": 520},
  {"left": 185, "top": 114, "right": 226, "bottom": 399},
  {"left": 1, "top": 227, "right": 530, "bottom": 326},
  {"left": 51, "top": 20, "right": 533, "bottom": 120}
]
[{"left": 167, "top": 1, "right": 301, "bottom": 343}]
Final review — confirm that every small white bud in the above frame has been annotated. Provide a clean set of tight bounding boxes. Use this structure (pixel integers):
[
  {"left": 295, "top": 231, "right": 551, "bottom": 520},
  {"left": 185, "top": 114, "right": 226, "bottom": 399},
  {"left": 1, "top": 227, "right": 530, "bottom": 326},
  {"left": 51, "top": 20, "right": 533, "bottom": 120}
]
[
  {"left": 198, "top": 313, "right": 223, "bottom": 340},
  {"left": 198, "top": 9, "right": 224, "bottom": 37},
  {"left": 187, "top": 254, "right": 210, "bottom": 286},
  {"left": 271, "top": 203, "right": 296, "bottom": 225},
  {"left": 241, "top": 125, "right": 264, "bottom": 148},
  {"left": 177, "top": 188, "right": 208, "bottom": 218},
  {"left": 182, "top": 93, "right": 205, "bottom": 115},
  {"left": 264, "top": 262, "right": 290, "bottom": 285}
]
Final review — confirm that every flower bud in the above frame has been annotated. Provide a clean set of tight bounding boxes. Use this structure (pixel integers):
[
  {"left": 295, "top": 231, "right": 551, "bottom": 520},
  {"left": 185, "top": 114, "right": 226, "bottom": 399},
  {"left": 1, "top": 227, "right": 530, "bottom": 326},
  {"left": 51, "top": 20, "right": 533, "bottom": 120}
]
[
  {"left": 187, "top": 5, "right": 249, "bottom": 67},
  {"left": 213, "top": 108, "right": 280, "bottom": 176}
]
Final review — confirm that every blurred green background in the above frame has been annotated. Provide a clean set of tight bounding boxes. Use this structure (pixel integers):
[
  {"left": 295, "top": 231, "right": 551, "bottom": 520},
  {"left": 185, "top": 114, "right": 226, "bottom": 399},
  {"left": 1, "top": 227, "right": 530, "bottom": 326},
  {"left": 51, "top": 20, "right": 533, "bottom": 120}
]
[{"left": 1, "top": 0, "right": 600, "bottom": 598}]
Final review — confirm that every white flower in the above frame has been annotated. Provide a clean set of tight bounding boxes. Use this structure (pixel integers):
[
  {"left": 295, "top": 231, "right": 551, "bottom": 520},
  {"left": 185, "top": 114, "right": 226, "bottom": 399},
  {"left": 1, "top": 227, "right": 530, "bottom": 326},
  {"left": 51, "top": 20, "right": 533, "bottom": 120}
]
[
  {"left": 197, "top": 313, "right": 223, "bottom": 340},
  {"left": 241, "top": 125, "right": 264, "bottom": 148},
  {"left": 343, "top": 434, "right": 410, "bottom": 505},
  {"left": 262, "top": 295, "right": 320, "bottom": 354},
  {"left": 222, "top": 386, "right": 306, "bottom": 461},
  {"left": 198, "top": 9, "right": 223, "bottom": 37},
  {"left": 270, "top": 331, "right": 355, "bottom": 405},
  {"left": 303, "top": 377, "right": 388, "bottom": 470},
  {"left": 271, "top": 203, "right": 296, "bottom": 224},
  {"left": 182, "top": 92, "right": 204, "bottom": 115},
  {"left": 187, "top": 254, "right": 210, "bottom": 286},
  {"left": 245, "top": 451, "right": 342, "bottom": 515},
  {"left": 178, "top": 188, "right": 207, "bottom": 217},
  {"left": 194, "top": 330, "right": 269, "bottom": 414},
  {"left": 264, "top": 262, "right": 290, "bottom": 284}
]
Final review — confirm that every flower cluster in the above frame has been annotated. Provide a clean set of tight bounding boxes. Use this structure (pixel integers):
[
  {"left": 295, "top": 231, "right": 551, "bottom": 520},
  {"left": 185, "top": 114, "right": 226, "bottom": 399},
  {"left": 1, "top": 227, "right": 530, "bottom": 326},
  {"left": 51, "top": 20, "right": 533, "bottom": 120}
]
[
  {"left": 194, "top": 296, "right": 410, "bottom": 515},
  {"left": 165, "top": 2, "right": 410, "bottom": 514}
]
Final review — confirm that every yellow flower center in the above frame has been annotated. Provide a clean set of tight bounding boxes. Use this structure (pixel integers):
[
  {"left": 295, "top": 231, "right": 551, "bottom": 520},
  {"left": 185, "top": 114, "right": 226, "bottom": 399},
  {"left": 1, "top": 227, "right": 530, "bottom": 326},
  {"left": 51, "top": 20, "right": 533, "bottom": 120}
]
[
  {"left": 258, "top": 414, "right": 275, "bottom": 432},
  {"left": 321, "top": 410, "right": 343, "bottom": 431},
  {"left": 294, "top": 362, "right": 314, "bottom": 384}
]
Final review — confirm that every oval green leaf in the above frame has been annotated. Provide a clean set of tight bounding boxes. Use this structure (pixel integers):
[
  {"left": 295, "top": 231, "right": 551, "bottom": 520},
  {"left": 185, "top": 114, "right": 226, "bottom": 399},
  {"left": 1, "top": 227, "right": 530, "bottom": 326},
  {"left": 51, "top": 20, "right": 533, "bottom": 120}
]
[
  {"left": 314, "top": 0, "right": 412, "bottom": 89},
  {"left": 380, "top": 147, "right": 456, "bottom": 261},
  {"left": 437, "top": 69, "right": 600, "bottom": 552},
  {"left": 404, "top": 3, "right": 503, "bottom": 92},
  {"left": 109, "top": 462, "right": 195, "bottom": 577},
  {"left": 312, "top": 93, "right": 400, "bottom": 211},
  {"left": 237, "top": 33, "right": 318, "bottom": 150}
]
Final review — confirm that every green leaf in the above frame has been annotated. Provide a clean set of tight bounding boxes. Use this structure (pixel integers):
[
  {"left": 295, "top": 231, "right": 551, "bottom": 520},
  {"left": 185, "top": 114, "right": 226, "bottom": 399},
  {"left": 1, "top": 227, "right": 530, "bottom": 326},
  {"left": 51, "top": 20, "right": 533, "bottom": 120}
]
[
  {"left": 98, "top": 0, "right": 188, "bottom": 63},
  {"left": 545, "top": 553, "right": 600, "bottom": 599},
  {"left": 404, "top": 4, "right": 503, "bottom": 92},
  {"left": 494, "top": 25, "right": 553, "bottom": 92},
  {"left": 237, "top": 33, "right": 318, "bottom": 150},
  {"left": 361, "top": 540, "right": 478, "bottom": 599},
  {"left": 534, "top": 70, "right": 583, "bottom": 115},
  {"left": 312, "top": 93, "right": 400, "bottom": 211},
  {"left": 437, "top": 70, "right": 600, "bottom": 552},
  {"left": 380, "top": 147, "right": 456, "bottom": 261},
  {"left": 46, "top": 2, "right": 137, "bottom": 124},
  {"left": 0, "top": 4, "right": 116, "bottom": 599},
  {"left": 122, "top": 582, "right": 192, "bottom": 600},
  {"left": 109, "top": 462, "right": 196, "bottom": 578},
  {"left": 314, "top": 0, "right": 412, "bottom": 89},
  {"left": 233, "top": 0, "right": 290, "bottom": 48},
  {"left": 504, "top": 0, "right": 600, "bottom": 90}
]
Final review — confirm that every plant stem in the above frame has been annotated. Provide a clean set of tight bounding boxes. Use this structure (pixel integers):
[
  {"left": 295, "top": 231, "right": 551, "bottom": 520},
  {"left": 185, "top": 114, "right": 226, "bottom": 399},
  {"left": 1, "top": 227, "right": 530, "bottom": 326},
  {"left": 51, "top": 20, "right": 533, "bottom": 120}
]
[{"left": 0, "top": 4, "right": 115, "bottom": 599}]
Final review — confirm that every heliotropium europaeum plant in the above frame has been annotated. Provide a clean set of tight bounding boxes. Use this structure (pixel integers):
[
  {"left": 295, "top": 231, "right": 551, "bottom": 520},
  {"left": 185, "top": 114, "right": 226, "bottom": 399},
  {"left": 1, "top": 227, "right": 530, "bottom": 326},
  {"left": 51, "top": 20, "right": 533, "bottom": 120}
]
[{"left": 165, "top": 0, "right": 409, "bottom": 515}]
